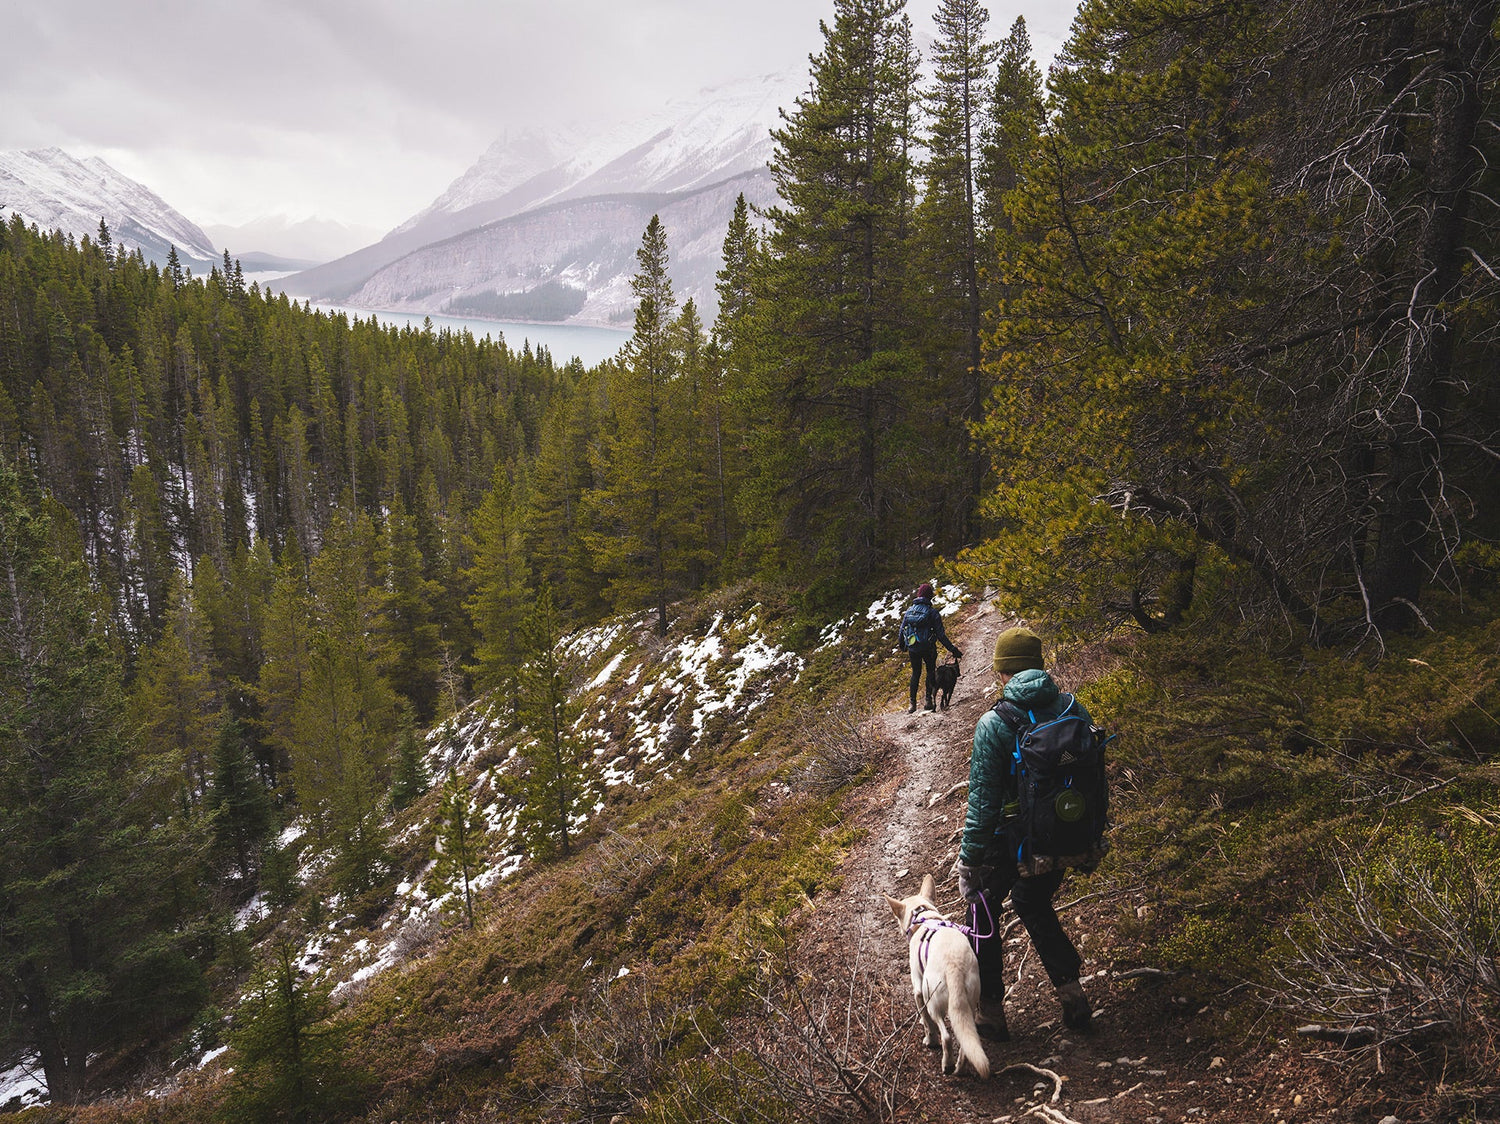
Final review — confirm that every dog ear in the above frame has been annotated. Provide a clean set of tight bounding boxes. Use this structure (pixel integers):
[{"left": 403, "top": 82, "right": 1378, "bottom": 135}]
[
  {"left": 884, "top": 895, "right": 906, "bottom": 922},
  {"left": 920, "top": 872, "right": 936, "bottom": 900}
]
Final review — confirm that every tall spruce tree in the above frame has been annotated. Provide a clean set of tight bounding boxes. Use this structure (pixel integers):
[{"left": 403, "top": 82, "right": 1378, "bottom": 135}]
[
  {"left": 584, "top": 216, "right": 705, "bottom": 634},
  {"left": 464, "top": 462, "right": 532, "bottom": 704},
  {"left": 511, "top": 584, "right": 590, "bottom": 857},
  {"left": 912, "top": 0, "right": 1000, "bottom": 548},
  {"left": 977, "top": 16, "right": 1043, "bottom": 249},
  {"left": 960, "top": 0, "right": 1500, "bottom": 644},
  {"left": 707, "top": 195, "right": 759, "bottom": 569},
  {"left": 377, "top": 496, "right": 443, "bottom": 722},
  {"left": 431, "top": 768, "right": 484, "bottom": 928},
  {"left": 290, "top": 509, "right": 397, "bottom": 896},
  {"left": 223, "top": 939, "right": 366, "bottom": 1123},
  {"left": 743, "top": 0, "right": 923, "bottom": 606},
  {"left": 0, "top": 463, "right": 203, "bottom": 1101},
  {"left": 207, "top": 717, "right": 274, "bottom": 885}
]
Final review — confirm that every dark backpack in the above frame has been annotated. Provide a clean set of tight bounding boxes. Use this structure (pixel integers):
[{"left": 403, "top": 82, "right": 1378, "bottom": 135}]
[
  {"left": 899, "top": 603, "right": 937, "bottom": 649},
  {"left": 995, "top": 695, "right": 1110, "bottom": 875}
]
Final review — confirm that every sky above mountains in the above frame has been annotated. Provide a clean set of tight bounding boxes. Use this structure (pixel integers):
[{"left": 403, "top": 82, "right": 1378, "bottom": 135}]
[{"left": 5, "top": 0, "right": 1080, "bottom": 234}]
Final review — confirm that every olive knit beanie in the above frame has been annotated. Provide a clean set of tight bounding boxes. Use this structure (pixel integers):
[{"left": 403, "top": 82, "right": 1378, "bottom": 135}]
[{"left": 993, "top": 626, "right": 1044, "bottom": 673}]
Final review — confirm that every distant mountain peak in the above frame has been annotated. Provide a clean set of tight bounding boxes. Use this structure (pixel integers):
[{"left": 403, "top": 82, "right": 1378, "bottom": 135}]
[
  {"left": 0, "top": 147, "right": 218, "bottom": 268},
  {"left": 395, "top": 64, "right": 804, "bottom": 241},
  {"left": 280, "top": 66, "right": 799, "bottom": 326}
]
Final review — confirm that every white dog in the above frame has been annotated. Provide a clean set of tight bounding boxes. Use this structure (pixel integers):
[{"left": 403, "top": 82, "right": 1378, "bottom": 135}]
[{"left": 885, "top": 873, "right": 990, "bottom": 1079}]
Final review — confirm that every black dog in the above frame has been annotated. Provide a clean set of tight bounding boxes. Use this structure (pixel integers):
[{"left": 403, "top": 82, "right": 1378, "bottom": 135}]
[{"left": 934, "top": 658, "right": 960, "bottom": 709}]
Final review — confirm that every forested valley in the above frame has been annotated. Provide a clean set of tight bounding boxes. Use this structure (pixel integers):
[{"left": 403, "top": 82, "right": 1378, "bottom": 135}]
[{"left": 2, "top": 0, "right": 1498, "bottom": 1120}]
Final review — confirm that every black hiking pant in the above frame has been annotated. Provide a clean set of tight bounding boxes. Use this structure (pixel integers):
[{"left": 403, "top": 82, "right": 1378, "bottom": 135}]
[
  {"left": 908, "top": 644, "right": 937, "bottom": 709},
  {"left": 968, "top": 863, "right": 1082, "bottom": 1003}
]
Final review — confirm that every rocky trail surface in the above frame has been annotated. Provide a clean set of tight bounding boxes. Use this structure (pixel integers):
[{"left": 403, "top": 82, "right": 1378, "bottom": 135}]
[{"left": 800, "top": 598, "right": 1357, "bottom": 1124}]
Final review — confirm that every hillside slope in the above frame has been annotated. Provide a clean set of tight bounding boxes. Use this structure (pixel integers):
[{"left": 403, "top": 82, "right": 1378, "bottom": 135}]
[{"left": 26, "top": 588, "right": 1492, "bottom": 1122}]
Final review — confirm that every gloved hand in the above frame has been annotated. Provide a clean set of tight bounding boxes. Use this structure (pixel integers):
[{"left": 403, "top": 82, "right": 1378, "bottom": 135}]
[{"left": 951, "top": 859, "right": 990, "bottom": 903}]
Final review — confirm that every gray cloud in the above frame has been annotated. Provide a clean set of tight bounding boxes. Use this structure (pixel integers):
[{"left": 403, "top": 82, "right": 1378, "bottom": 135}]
[{"left": 3, "top": 0, "right": 1079, "bottom": 229}]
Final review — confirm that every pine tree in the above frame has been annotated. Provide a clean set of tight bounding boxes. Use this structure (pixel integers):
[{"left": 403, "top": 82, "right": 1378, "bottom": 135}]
[
  {"left": 431, "top": 768, "right": 485, "bottom": 928},
  {"left": 977, "top": 15, "right": 1043, "bottom": 250},
  {"left": 377, "top": 496, "right": 443, "bottom": 722},
  {"left": 0, "top": 462, "right": 204, "bottom": 1101},
  {"left": 388, "top": 712, "right": 430, "bottom": 812},
  {"left": 464, "top": 462, "right": 532, "bottom": 703},
  {"left": 527, "top": 367, "right": 607, "bottom": 617},
  {"left": 292, "top": 509, "right": 397, "bottom": 897},
  {"left": 256, "top": 540, "right": 313, "bottom": 791},
  {"left": 708, "top": 195, "right": 759, "bottom": 568},
  {"left": 962, "top": 0, "right": 1284, "bottom": 636},
  {"left": 207, "top": 717, "right": 273, "bottom": 885},
  {"left": 911, "top": 0, "right": 1001, "bottom": 548},
  {"left": 743, "top": 0, "right": 923, "bottom": 606},
  {"left": 584, "top": 216, "right": 706, "bottom": 634},
  {"left": 512, "top": 584, "right": 590, "bottom": 857},
  {"left": 223, "top": 940, "right": 366, "bottom": 1123},
  {"left": 130, "top": 572, "right": 221, "bottom": 815}
]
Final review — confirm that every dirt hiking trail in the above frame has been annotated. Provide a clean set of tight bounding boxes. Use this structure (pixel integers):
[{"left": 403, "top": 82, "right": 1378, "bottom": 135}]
[{"left": 802, "top": 598, "right": 1349, "bottom": 1124}]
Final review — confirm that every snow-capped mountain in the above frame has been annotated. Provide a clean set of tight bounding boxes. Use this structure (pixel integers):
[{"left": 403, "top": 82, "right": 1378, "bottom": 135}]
[
  {"left": 280, "top": 68, "right": 801, "bottom": 324},
  {"left": 0, "top": 148, "right": 219, "bottom": 270},
  {"left": 400, "top": 67, "right": 798, "bottom": 237},
  {"left": 344, "top": 170, "right": 770, "bottom": 328}
]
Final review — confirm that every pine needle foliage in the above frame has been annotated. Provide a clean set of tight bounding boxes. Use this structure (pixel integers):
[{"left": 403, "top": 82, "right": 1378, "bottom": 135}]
[{"left": 221, "top": 941, "right": 367, "bottom": 1124}]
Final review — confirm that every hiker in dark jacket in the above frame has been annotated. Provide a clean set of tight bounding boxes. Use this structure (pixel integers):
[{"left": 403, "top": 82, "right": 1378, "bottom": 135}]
[
  {"left": 898, "top": 582, "right": 962, "bottom": 713},
  {"left": 951, "top": 626, "right": 1093, "bottom": 1040}
]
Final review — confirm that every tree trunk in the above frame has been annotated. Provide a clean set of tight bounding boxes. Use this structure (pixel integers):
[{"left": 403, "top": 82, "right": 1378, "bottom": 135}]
[{"left": 1366, "top": 0, "right": 1494, "bottom": 626}]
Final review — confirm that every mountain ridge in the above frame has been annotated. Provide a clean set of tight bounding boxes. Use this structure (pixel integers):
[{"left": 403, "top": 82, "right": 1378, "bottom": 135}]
[
  {"left": 0, "top": 147, "right": 219, "bottom": 269},
  {"left": 278, "top": 68, "right": 798, "bottom": 323}
]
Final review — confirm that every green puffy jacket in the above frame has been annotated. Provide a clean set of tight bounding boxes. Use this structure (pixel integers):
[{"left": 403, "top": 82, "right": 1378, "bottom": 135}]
[{"left": 959, "top": 668, "right": 1091, "bottom": 866}]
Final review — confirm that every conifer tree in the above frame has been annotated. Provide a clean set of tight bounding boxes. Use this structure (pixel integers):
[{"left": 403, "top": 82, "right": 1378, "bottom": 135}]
[
  {"left": 527, "top": 366, "right": 607, "bottom": 617},
  {"left": 708, "top": 195, "right": 759, "bottom": 567},
  {"left": 0, "top": 462, "right": 204, "bottom": 1101},
  {"left": 377, "top": 496, "right": 443, "bottom": 722},
  {"left": 962, "top": 0, "right": 1284, "bottom": 636},
  {"left": 977, "top": 16, "right": 1043, "bottom": 250},
  {"left": 223, "top": 940, "right": 366, "bottom": 1123},
  {"left": 207, "top": 718, "right": 274, "bottom": 885},
  {"left": 388, "top": 713, "right": 431, "bottom": 811},
  {"left": 512, "top": 584, "right": 590, "bottom": 857},
  {"left": 912, "top": 0, "right": 1000, "bottom": 547},
  {"left": 464, "top": 462, "right": 532, "bottom": 703},
  {"left": 743, "top": 0, "right": 922, "bottom": 605},
  {"left": 431, "top": 768, "right": 485, "bottom": 928},
  {"left": 131, "top": 572, "right": 221, "bottom": 814},
  {"left": 585, "top": 216, "right": 706, "bottom": 634},
  {"left": 291, "top": 509, "right": 397, "bottom": 897}
]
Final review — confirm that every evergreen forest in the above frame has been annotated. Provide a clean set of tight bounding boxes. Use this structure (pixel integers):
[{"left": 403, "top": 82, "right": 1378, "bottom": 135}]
[{"left": 1, "top": 0, "right": 1498, "bottom": 1120}]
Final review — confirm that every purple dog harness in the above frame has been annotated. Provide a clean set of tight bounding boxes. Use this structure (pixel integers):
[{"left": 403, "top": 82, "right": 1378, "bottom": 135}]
[{"left": 904, "top": 901, "right": 996, "bottom": 973}]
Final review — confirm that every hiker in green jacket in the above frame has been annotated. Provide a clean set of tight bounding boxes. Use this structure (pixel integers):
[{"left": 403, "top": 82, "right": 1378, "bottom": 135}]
[{"left": 951, "top": 626, "right": 1093, "bottom": 1040}]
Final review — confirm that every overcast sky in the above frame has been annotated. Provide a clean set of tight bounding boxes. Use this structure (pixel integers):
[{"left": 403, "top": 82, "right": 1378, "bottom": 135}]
[{"left": 5, "top": 0, "right": 1081, "bottom": 234}]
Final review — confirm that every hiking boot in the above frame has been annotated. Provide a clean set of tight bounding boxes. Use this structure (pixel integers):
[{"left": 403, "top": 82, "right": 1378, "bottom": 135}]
[
  {"left": 1057, "top": 979, "right": 1092, "bottom": 1031},
  {"left": 976, "top": 1000, "right": 1010, "bottom": 1042},
  {"left": 908, "top": 702, "right": 918, "bottom": 714}
]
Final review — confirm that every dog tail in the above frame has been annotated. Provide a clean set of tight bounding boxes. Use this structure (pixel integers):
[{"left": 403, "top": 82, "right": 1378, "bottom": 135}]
[{"left": 944, "top": 957, "right": 990, "bottom": 1080}]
